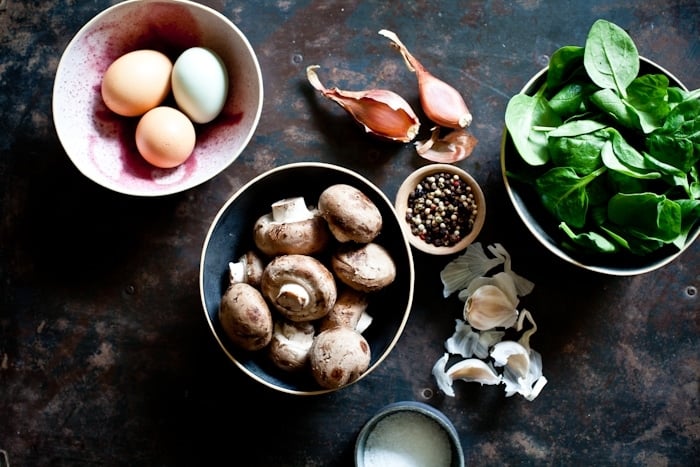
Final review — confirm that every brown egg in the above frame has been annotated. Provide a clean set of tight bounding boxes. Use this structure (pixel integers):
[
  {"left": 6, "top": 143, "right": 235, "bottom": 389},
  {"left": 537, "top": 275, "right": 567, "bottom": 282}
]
[
  {"left": 135, "top": 106, "right": 196, "bottom": 168},
  {"left": 101, "top": 49, "right": 173, "bottom": 117}
]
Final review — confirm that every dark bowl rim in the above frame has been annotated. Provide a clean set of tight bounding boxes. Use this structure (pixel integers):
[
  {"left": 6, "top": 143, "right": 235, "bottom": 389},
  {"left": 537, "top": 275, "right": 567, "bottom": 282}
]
[{"left": 198, "top": 161, "right": 416, "bottom": 395}]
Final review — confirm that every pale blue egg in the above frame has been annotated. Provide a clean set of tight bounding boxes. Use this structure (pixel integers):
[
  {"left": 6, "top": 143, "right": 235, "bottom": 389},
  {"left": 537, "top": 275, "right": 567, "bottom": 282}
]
[{"left": 171, "top": 47, "right": 228, "bottom": 124}]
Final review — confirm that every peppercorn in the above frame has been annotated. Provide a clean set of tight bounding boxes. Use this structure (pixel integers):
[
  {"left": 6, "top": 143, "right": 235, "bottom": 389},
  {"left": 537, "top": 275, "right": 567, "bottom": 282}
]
[{"left": 405, "top": 172, "right": 478, "bottom": 247}]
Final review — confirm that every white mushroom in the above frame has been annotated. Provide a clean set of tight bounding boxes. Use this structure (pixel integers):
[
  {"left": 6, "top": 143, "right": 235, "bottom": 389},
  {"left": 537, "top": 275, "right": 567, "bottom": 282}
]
[
  {"left": 228, "top": 250, "right": 265, "bottom": 287},
  {"left": 268, "top": 319, "right": 316, "bottom": 372},
  {"left": 309, "top": 326, "right": 371, "bottom": 389},
  {"left": 331, "top": 242, "right": 397, "bottom": 293},
  {"left": 218, "top": 282, "right": 273, "bottom": 351},
  {"left": 253, "top": 197, "right": 330, "bottom": 256},
  {"left": 317, "top": 184, "right": 383, "bottom": 243},
  {"left": 319, "top": 287, "right": 373, "bottom": 333},
  {"left": 261, "top": 254, "right": 337, "bottom": 322}
]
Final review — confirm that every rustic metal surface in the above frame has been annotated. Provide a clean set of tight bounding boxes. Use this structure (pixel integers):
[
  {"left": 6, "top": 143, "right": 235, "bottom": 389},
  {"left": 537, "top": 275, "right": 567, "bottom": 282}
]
[{"left": 1, "top": 0, "right": 698, "bottom": 465}]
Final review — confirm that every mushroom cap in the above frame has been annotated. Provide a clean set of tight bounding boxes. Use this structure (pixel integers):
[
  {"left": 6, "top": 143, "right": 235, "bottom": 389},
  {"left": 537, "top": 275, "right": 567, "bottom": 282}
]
[
  {"left": 229, "top": 250, "right": 265, "bottom": 287},
  {"left": 318, "top": 184, "right": 383, "bottom": 243},
  {"left": 218, "top": 282, "right": 273, "bottom": 351},
  {"left": 331, "top": 242, "right": 397, "bottom": 293},
  {"left": 261, "top": 254, "right": 337, "bottom": 322},
  {"left": 319, "top": 287, "right": 369, "bottom": 332},
  {"left": 268, "top": 319, "right": 316, "bottom": 372},
  {"left": 309, "top": 327, "right": 371, "bottom": 389},
  {"left": 253, "top": 211, "right": 330, "bottom": 257}
]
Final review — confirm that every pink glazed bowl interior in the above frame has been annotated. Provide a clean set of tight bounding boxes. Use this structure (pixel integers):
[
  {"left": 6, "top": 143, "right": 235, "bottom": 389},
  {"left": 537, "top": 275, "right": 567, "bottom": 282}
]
[{"left": 53, "top": 0, "right": 263, "bottom": 196}]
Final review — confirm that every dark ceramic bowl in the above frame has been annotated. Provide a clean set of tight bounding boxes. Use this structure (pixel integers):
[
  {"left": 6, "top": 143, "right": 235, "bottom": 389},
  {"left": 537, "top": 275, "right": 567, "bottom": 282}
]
[
  {"left": 355, "top": 401, "right": 465, "bottom": 467},
  {"left": 199, "top": 162, "right": 415, "bottom": 395},
  {"left": 501, "top": 57, "right": 699, "bottom": 275}
]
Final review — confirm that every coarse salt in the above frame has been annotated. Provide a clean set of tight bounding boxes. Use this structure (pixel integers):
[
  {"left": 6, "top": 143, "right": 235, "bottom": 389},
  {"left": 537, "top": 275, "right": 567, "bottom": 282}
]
[{"left": 363, "top": 411, "right": 452, "bottom": 467}]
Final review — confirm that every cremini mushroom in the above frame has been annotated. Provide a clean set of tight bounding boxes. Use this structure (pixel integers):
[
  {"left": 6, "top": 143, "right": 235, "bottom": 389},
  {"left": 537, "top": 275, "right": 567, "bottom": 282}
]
[
  {"left": 261, "top": 254, "right": 337, "bottom": 322},
  {"left": 332, "top": 242, "right": 397, "bottom": 293},
  {"left": 218, "top": 282, "right": 273, "bottom": 351},
  {"left": 228, "top": 250, "right": 265, "bottom": 287},
  {"left": 319, "top": 287, "right": 373, "bottom": 333},
  {"left": 253, "top": 196, "right": 330, "bottom": 256},
  {"left": 309, "top": 326, "right": 371, "bottom": 389},
  {"left": 318, "top": 184, "right": 383, "bottom": 243},
  {"left": 268, "top": 319, "right": 316, "bottom": 372}
]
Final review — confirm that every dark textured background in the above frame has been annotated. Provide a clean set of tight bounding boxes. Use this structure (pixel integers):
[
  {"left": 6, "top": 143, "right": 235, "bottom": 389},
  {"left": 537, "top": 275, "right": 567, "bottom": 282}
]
[{"left": 1, "top": 0, "right": 698, "bottom": 465}]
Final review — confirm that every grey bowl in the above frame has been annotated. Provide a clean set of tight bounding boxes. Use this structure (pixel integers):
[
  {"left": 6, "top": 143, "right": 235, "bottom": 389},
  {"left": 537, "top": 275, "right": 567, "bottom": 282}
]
[
  {"left": 501, "top": 57, "right": 699, "bottom": 275},
  {"left": 355, "top": 401, "right": 465, "bottom": 467}
]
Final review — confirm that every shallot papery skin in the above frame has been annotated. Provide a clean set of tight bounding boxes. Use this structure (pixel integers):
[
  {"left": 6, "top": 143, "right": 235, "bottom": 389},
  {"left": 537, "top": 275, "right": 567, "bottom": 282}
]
[
  {"left": 415, "top": 127, "right": 478, "bottom": 162},
  {"left": 379, "top": 29, "right": 473, "bottom": 129},
  {"left": 306, "top": 65, "right": 420, "bottom": 143}
]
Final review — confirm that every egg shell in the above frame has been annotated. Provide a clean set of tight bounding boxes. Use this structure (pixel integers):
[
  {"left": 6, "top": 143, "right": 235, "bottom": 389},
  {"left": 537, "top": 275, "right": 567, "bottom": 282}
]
[
  {"left": 135, "top": 106, "right": 196, "bottom": 168},
  {"left": 171, "top": 47, "right": 229, "bottom": 124},
  {"left": 101, "top": 49, "right": 173, "bottom": 117}
]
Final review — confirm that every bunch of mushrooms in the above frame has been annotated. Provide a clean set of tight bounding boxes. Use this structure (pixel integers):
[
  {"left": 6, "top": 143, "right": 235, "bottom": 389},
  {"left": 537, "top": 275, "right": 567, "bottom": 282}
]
[{"left": 218, "top": 184, "right": 398, "bottom": 390}]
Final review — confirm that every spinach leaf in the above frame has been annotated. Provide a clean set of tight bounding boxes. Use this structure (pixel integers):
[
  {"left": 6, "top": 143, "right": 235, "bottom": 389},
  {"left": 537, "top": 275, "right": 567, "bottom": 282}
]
[
  {"left": 600, "top": 225, "right": 664, "bottom": 255},
  {"left": 547, "top": 45, "right": 585, "bottom": 90},
  {"left": 674, "top": 198, "right": 700, "bottom": 248},
  {"left": 626, "top": 74, "right": 670, "bottom": 133},
  {"left": 535, "top": 166, "right": 606, "bottom": 228},
  {"left": 600, "top": 140, "right": 660, "bottom": 179},
  {"left": 559, "top": 222, "right": 618, "bottom": 253},
  {"left": 589, "top": 88, "right": 640, "bottom": 129},
  {"left": 547, "top": 119, "right": 608, "bottom": 138},
  {"left": 505, "top": 87, "right": 562, "bottom": 166},
  {"left": 607, "top": 192, "right": 681, "bottom": 242},
  {"left": 646, "top": 98, "right": 700, "bottom": 171},
  {"left": 548, "top": 130, "right": 607, "bottom": 174},
  {"left": 548, "top": 83, "right": 585, "bottom": 117},
  {"left": 583, "top": 19, "right": 639, "bottom": 97}
]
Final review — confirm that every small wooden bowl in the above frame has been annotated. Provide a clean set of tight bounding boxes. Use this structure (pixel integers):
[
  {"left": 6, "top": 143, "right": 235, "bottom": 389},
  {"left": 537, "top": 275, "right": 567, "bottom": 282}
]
[{"left": 395, "top": 164, "right": 486, "bottom": 255}]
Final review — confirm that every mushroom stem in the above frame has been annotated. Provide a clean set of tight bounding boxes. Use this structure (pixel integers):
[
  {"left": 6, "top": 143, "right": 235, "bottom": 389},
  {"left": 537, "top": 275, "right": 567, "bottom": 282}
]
[
  {"left": 276, "top": 283, "right": 310, "bottom": 311},
  {"left": 271, "top": 197, "right": 314, "bottom": 222}
]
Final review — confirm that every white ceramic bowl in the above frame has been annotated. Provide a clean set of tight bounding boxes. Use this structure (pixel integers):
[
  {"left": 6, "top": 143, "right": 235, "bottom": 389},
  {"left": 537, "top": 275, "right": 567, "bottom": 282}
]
[
  {"left": 53, "top": 0, "right": 263, "bottom": 196},
  {"left": 199, "top": 162, "right": 416, "bottom": 395},
  {"left": 501, "top": 57, "right": 699, "bottom": 275}
]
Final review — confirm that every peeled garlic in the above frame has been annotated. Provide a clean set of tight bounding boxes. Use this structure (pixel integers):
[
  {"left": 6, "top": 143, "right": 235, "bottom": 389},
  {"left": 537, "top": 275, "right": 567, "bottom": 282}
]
[
  {"left": 464, "top": 284, "right": 518, "bottom": 331},
  {"left": 306, "top": 65, "right": 420, "bottom": 143},
  {"left": 415, "top": 127, "right": 478, "bottom": 163},
  {"left": 491, "top": 341, "right": 547, "bottom": 401},
  {"left": 379, "top": 29, "right": 472, "bottom": 129},
  {"left": 432, "top": 353, "right": 501, "bottom": 397}
]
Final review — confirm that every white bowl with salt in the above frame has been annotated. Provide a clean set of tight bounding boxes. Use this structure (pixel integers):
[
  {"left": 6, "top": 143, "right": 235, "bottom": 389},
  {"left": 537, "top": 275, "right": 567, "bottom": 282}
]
[{"left": 355, "top": 401, "right": 465, "bottom": 467}]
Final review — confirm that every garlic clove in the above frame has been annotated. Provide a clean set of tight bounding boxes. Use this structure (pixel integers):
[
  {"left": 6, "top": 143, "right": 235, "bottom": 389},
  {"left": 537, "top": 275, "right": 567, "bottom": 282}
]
[
  {"left": 415, "top": 127, "right": 478, "bottom": 163},
  {"left": 464, "top": 284, "right": 519, "bottom": 331},
  {"left": 490, "top": 340, "right": 530, "bottom": 379},
  {"left": 379, "top": 29, "right": 472, "bottom": 129},
  {"left": 432, "top": 353, "right": 456, "bottom": 396},
  {"left": 446, "top": 358, "right": 502, "bottom": 386},
  {"left": 306, "top": 65, "right": 420, "bottom": 142},
  {"left": 440, "top": 242, "right": 506, "bottom": 298},
  {"left": 492, "top": 341, "right": 547, "bottom": 401}
]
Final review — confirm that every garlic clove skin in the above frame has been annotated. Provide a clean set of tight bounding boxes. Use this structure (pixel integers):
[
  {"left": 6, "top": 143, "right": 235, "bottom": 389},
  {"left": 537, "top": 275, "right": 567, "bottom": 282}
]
[
  {"left": 379, "top": 29, "right": 472, "bottom": 129},
  {"left": 306, "top": 65, "right": 420, "bottom": 142},
  {"left": 464, "top": 284, "right": 519, "bottom": 331},
  {"left": 447, "top": 358, "right": 502, "bottom": 386},
  {"left": 415, "top": 127, "right": 479, "bottom": 163}
]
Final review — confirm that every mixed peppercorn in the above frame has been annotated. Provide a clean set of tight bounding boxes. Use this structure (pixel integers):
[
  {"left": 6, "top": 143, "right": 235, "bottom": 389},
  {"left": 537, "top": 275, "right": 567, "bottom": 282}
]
[{"left": 405, "top": 172, "right": 478, "bottom": 247}]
